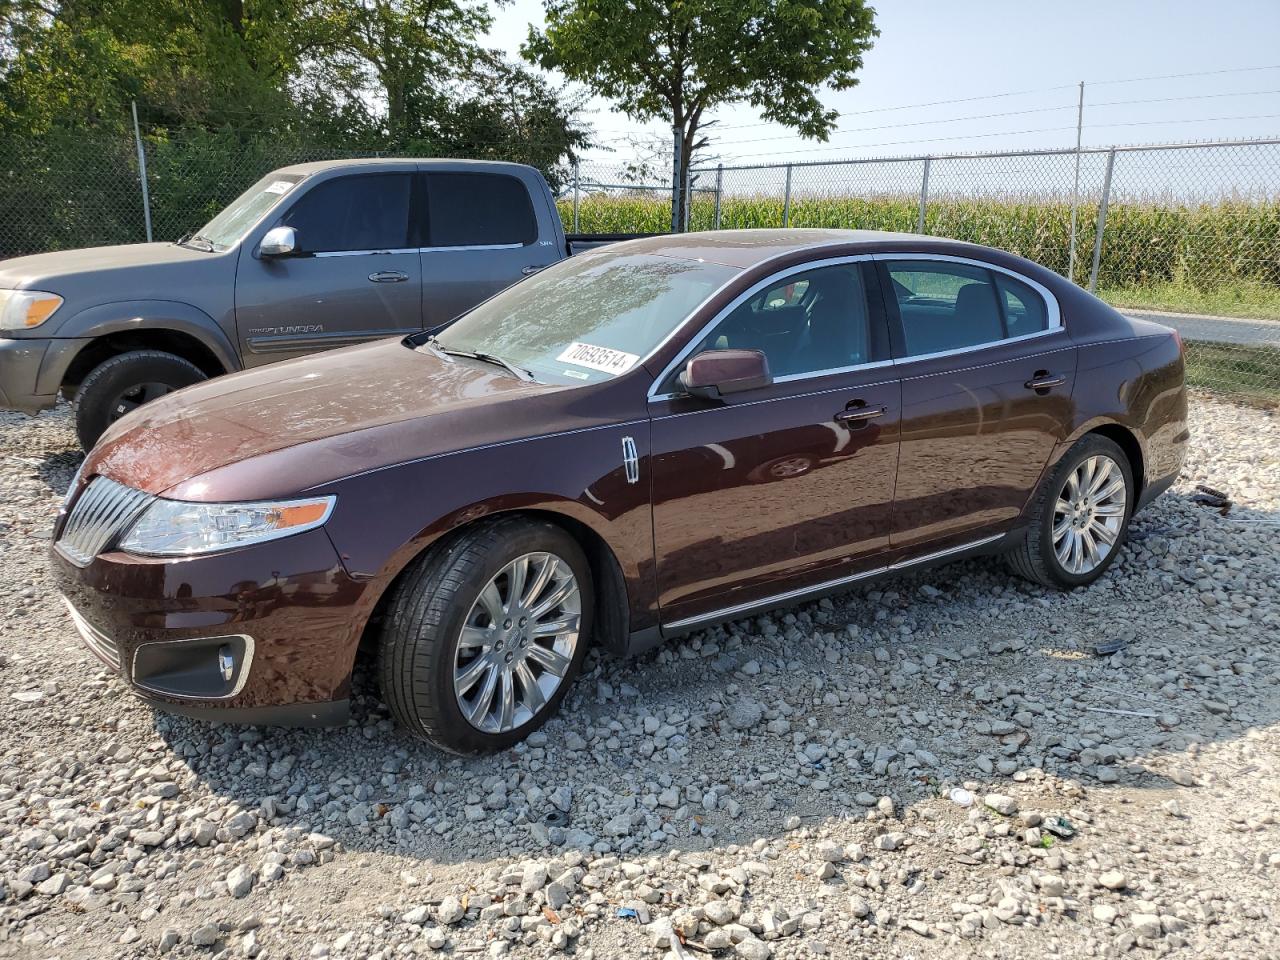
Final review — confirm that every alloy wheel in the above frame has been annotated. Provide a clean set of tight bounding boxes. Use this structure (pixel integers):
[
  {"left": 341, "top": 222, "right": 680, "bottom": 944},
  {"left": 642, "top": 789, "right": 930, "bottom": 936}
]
[
  {"left": 1052, "top": 454, "right": 1127, "bottom": 575},
  {"left": 453, "top": 552, "right": 581, "bottom": 733}
]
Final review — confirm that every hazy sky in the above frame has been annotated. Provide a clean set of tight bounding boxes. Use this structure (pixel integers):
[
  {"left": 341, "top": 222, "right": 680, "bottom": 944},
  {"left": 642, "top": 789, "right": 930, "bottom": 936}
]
[{"left": 486, "top": 0, "right": 1280, "bottom": 167}]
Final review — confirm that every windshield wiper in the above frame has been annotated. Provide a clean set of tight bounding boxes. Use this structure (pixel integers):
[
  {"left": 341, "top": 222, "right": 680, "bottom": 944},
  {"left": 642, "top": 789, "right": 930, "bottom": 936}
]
[
  {"left": 179, "top": 234, "right": 215, "bottom": 252},
  {"left": 418, "top": 337, "right": 538, "bottom": 383}
]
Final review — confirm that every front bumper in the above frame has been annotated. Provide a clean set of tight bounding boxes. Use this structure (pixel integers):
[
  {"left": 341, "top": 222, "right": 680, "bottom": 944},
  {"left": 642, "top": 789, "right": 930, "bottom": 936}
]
[
  {"left": 52, "top": 527, "right": 368, "bottom": 727},
  {"left": 0, "top": 336, "right": 56, "bottom": 413}
]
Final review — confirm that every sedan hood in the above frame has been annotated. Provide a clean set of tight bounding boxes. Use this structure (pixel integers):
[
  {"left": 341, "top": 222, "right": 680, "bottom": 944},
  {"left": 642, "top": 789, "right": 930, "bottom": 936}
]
[{"left": 86, "top": 338, "right": 583, "bottom": 499}]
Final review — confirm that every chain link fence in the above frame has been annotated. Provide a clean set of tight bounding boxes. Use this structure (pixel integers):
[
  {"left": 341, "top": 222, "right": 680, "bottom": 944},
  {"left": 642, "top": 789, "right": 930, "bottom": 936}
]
[
  {"left": 571, "top": 139, "right": 1280, "bottom": 403},
  {"left": 1, "top": 133, "right": 1277, "bottom": 402}
]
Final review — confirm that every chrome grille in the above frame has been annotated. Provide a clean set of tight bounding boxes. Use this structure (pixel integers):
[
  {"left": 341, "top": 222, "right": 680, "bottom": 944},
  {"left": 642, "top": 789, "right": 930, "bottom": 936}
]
[
  {"left": 62, "top": 597, "right": 120, "bottom": 670},
  {"left": 56, "top": 476, "right": 153, "bottom": 567}
]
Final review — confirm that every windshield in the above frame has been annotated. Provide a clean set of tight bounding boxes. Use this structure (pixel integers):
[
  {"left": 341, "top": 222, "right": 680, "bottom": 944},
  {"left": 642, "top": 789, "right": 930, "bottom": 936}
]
[
  {"left": 191, "top": 173, "right": 305, "bottom": 250},
  {"left": 432, "top": 250, "right": 739, "bottom": 385}
]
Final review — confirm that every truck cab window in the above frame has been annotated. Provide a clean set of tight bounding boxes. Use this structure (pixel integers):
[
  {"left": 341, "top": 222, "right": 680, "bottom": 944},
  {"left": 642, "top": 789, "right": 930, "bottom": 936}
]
[
  {"left": 424, "top": 173, "right": 537, "bottom": 247},
  {"left": 280, "top": 174, "right": 411, "bottom": 253}
]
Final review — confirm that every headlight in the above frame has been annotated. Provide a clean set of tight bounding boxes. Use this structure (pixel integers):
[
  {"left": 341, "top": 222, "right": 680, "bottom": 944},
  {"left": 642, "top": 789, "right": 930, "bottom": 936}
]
[
  {"left": 0, "top": 288, "right": 63, "bottom": 331},
  {"left": 118, "top": 495, "right": 336, "bottom": 557}
]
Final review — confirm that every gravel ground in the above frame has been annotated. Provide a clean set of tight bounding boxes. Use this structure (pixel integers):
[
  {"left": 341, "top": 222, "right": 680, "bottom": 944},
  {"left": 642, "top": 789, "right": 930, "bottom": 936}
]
[{"left": 1, "top": 398, "right": 1278, "bottom": 960}]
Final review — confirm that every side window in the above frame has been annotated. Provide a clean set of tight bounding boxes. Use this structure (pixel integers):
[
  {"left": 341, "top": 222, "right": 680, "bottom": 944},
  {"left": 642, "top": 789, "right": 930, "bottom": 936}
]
[
  {"left": 995, "top": 272, "right": 1050, "bottom": 338},
  {"left": 884, "top": 260, "right": 1004, "bottom": 356},
  {"left": 425, "top": 173, "right": 537, "bottom": 247},
  {"left": 676, "top": 264, "right": 876, "bottom": 384},
  {"left": 279, "top": 174, "right": 411, "bottom": 253}
]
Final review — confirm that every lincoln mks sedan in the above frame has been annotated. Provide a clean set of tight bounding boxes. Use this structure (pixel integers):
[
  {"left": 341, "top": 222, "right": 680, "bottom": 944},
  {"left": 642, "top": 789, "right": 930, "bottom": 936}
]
[{"left": 52, "top": 230, "right": 1188, "bottom": 753}]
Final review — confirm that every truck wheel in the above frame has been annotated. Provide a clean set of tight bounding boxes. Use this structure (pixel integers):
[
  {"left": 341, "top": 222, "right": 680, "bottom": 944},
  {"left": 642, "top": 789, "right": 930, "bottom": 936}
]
[
  {"left": 73, "top": 350, "right": 205, "bottom": 450},
  {"left": 379, "top": 516, "right": 593, "bottom": 754}
]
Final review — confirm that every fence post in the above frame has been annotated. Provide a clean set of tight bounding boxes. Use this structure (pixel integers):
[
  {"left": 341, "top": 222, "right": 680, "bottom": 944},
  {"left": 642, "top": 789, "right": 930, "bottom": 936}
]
[
  {"left": 713, "top": 164, "right": 724, "bottom": 230},
  {"left": 671, "top": 125, "right": 682, "bottom": 233},
  {"left": 1067, "top": 80, "right": 1085, "bottom": 283},
  {"left": 571, "top": 160, "right": 581, "bottom": 234},
  {"left": 782, "top": 165, "right": 793, "bottom": 227},
  {"left": 130, "top": 101, "right": 153, "bottom": 243},
  {"left": 1088, "top": 148, "right": 1116, "bottom": 294},
  {"left": 917, "top": 157, "right": 932, "bottom": 233}
]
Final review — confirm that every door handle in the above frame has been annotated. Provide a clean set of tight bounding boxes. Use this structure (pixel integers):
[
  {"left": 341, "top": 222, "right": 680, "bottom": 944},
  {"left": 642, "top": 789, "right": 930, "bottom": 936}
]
[
  {"left": 368, "top": 270, "right": 409, "bottom": 283},
  {"left": 1024, "top": 372, "right": 1066, "bottom": 392},
  {"left": 834, "top": 404, "right": 885, "bottom": 424},
  {"left": 521, "top": 264, "right": 549, "bottom": 276}
]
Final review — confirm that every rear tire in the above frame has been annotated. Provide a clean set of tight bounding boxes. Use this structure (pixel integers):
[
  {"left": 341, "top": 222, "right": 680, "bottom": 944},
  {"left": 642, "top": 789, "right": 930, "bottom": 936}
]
[
  {"left": 1006, "top": 433, "right": 1134, "bottom": 590},
  {"left": 378, "top": 517, "right": 593, "bottom": 754},
  {"left": 73, "top": 350, "right": 205, "bottom": 450}
]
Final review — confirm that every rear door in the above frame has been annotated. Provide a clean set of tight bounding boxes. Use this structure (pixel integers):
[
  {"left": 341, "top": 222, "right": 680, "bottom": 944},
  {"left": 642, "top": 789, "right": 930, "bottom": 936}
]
[
  {"left": 418, "top": 171, "right": 553, "bottom": 329},
  {"left": 876, "top": 255, "right": 1078, "bottom": 554},
  {"left": 234, "top": 172, "right": 422, "bottom": 366}
]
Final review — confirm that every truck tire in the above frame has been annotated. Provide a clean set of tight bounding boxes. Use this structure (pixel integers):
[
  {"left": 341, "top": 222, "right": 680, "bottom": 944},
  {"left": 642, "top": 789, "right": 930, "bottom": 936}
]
[
  {"left": 73, "top": 350, "right": 205, "bottom": 450},
  {"left": 379, "top": 516, "right": 593, "bottom": 754}
]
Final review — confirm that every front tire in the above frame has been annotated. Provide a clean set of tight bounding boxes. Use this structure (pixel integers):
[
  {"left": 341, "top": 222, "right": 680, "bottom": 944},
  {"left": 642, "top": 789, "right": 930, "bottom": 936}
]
[
  {"left": 73, "top": 350, "right": 205, "bottom": 450},
  {"left": 379, "top": 517, "right": 593, "bottom": 753},
  {"left": 1006, "top": 433, "right": 1134, "bottom": 590}
]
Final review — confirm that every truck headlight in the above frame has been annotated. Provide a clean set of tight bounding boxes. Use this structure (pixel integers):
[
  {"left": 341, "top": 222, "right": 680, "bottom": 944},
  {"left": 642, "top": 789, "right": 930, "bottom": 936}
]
[
  {"left": 0, "top": 289, "right": 63, "bottom": 331},
  {"left": 119, "top": 495, "right": 336, "bottom": 557}
]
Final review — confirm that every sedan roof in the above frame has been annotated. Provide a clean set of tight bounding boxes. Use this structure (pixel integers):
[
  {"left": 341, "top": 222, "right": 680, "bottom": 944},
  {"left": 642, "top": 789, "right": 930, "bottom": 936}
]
[{"left": 615, "top": 229, "right": 980, "bottom": 269}]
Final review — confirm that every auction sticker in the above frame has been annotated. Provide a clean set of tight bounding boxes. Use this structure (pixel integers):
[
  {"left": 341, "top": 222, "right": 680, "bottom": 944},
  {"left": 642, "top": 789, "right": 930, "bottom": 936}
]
[
  {"left": 556, "top": 342, "right": 640, "bottom": 375},
  {"left": 264, "top": 180, "right": 294, "bottom": 195}
]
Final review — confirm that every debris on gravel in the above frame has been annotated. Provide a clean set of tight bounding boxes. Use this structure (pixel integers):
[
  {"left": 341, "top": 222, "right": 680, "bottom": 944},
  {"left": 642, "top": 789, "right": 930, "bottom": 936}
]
[{"left": 1, "top": 398, "right": 1278, "bottom": 958}]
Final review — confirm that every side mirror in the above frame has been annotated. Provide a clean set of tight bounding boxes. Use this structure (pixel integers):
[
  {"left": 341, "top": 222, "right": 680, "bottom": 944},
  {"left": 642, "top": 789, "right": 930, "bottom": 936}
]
[
  {"left": 258, "top": 226, "right": 298, "bottom": 258},
  {"left": 678, "top": 349, "right": 771, "bottom": 400}
]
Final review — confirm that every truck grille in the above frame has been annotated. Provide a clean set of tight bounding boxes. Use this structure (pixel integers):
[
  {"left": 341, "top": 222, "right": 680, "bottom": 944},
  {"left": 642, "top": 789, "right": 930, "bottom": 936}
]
[
  {"left": 62, "top": 597, "right": 121, "bottom": 670},
  {"left": 56, "top": 476, "right": 153, "bottom": 566}
]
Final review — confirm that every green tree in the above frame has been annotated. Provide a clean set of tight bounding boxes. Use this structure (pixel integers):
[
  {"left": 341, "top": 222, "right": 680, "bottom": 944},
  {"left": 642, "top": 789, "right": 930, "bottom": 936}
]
[{"left": 524, "top": 0, "right": 878, "bottom": 226}]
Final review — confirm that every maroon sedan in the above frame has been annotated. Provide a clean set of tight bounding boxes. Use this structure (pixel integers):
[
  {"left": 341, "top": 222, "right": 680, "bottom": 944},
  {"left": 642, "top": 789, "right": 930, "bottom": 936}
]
[{"left": 51, "top": 230, "right": 1188, "bottom": 753}]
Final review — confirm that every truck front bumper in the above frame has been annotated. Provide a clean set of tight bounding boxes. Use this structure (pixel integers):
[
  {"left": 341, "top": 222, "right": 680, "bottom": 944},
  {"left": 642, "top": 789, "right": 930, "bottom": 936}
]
[{"left": 0, "top": 337, "right": 57, "bottom": 414}]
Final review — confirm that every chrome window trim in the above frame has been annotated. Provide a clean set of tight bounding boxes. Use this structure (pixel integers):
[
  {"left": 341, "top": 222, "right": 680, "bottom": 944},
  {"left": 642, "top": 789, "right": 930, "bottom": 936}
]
[
  {"left": 418, "top": 242, "right": 526, "bottom": 253},
  {"left": 633, "top": 240, "right": 860, "bottom": 381},
  {"left": 647, "top": 254, "right": 878, "bottom": 401},
  {"left": 664, "top": 532, "right": 1005, "bottom": 632},
  {"left": 131, "top": 634, "right": 257, "bottom": 701},
  {"left": 312, "top": 248, "right": 419, "bottom": 258},
  {"left": 872, "top": 252, "right": 1064, "bottom": 359},
  {"left": 648, "top": 250, "right": 1067, "bottom": 401}
]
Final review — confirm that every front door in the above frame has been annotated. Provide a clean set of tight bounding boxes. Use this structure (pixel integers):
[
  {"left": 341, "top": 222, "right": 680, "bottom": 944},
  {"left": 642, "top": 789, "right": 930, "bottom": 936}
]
[
  {"left": 418, "top": 171, "right": 554, "bottom": 330},
  {"left": 649, "top": 260, "right": 901, "bottom": 629},
  {"left": 235, "top": 172, "right": 422, "bottom": 366},
  {"left": 876, "top": 255, "right": 1078, "bottom": 553}
]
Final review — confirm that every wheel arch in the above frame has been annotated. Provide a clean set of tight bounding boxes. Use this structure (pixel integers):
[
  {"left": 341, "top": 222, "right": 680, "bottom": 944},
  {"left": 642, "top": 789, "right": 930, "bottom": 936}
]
[
  {"left": 58, "top": 328, "right": 229, "bottom": 394},
  {"left": 1085, "top": 422, "right": 1146, "bottom": 502},
  {"left": 42, "top": 300, "right": 238, "bottom": 395},
  {"left": 353, "top": 506, "right": 640, "bottom": 677}
]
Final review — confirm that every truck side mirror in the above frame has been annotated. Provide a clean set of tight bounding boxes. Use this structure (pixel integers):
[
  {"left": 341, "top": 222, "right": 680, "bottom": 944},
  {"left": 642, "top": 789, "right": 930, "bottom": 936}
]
[{"left": 259, "top": 226, "right": 298, "bottom": 258}]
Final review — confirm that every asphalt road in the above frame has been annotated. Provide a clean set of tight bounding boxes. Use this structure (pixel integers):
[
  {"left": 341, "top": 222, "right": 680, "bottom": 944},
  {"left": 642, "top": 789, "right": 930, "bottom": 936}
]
[{"left": 1122, "top": 308, "right": 1279, "bottom": 348}]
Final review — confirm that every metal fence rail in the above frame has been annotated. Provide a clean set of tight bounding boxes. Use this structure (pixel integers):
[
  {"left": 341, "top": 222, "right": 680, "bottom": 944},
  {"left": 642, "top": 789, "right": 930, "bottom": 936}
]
[
  {"left": 1, "top": 134, "right": 1277, "bottom": 402},
  {"left": 573, "top": 139, "right": 1280, "bottom": 403}
]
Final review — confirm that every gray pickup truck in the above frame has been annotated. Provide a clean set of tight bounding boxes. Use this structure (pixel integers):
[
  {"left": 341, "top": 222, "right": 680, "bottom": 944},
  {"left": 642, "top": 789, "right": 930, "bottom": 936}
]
[{"left": 0, "top": 158, "right": 640, "bottom": 448}]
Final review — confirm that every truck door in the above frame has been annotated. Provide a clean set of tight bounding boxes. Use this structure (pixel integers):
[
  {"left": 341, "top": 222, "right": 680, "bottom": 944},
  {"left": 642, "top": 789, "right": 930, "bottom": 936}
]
[
  {"left": 234, "top": 172, "right": 422, "bottom": 366},
  {"left": 417, "top": 171, "right": 553, "bottom": 330}
]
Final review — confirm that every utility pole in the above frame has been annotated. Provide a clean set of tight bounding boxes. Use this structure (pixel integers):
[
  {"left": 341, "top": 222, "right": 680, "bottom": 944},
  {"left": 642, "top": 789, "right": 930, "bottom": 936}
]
[
  {"left": 671, "top": 125, "right": 682, "bottom": 233},
  {"left": 1066, "top": 81, "right": 1085, "bottom": 283}
]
